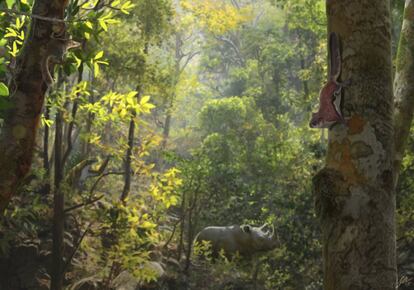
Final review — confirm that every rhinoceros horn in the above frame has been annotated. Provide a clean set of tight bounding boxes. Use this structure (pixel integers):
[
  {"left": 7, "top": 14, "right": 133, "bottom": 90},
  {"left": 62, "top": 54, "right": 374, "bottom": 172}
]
[
  {"left": 269, "top": 224, "right": 275, "bottom": 239},
  {"left": 263, "top": 223, "right": 276, "bottom": 239},
  {"left": 260, "top": 223, "right": 268, "bottom": 229},
  {"left": 259, "top": 223, "right": 270, "bottom": 235}
]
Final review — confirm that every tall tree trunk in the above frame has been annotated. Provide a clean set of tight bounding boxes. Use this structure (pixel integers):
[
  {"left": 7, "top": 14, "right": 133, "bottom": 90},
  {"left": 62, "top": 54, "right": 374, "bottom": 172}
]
[
  {"left": 82, "top": 105, "right": 94, "bottom": 158},
  {"left": 177, "top": 191, "right": 186, "bottom": 261},
  {"left": 184, "top": 190, "right": 199, "bottom": 277},
  {"left": 121, "top": 116, "right": 136, "bottom": 202},
  {"left": 160, "top": 33, "right": 182, "bottom": 152},
  {"left": 161, "top": 106, "right": 172, "bottom": 150},
  {"left": 43, "top": 102, "right": 51, "bottom": 173},
  {"left": 51, "top": 107, "right": 65, "bottom": 290},
  {"left": 81, "top": 73, "right": 94, "bottom": 158},
  {"left": 62, "top": 67, "right": 83, "bottom": 167},
  {"left": 0, "top": 0, "right": 70, "bottom": 214},
  {"left": 313, "top": 1, "right": 397, "bottom": 289},
  {"left": 43, "top": 102, "right": 51, "bottom": 196},
  {"left": 121, "top": 42, "right": 147, "bottom": 201},
  {"left": 300, "top": 55, "right": 310, "bottom": 100},
  {"left": 393, "top": 0, "right": 414, "bottom": 187}
]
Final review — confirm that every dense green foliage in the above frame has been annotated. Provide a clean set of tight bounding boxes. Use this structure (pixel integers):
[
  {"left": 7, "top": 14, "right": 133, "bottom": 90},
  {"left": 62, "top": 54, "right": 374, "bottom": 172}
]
[{"left": 0, "top": 0, "right": 412, "bottom": 290}]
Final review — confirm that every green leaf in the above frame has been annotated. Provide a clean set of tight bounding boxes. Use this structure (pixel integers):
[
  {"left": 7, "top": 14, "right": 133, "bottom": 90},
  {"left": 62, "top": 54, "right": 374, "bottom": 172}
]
[
  {"left": 6, "top": 0, "right": 15, "bottom": 9},
  {"left": 0, "top": 83, "right": 9, "bottom": 96},
  {"left": 85, "top": 21, "right": 93, "bottom": 29}
]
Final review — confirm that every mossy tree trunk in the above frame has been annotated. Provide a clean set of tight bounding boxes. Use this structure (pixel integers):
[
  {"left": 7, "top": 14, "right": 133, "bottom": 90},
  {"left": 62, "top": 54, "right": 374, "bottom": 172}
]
[
  {"left": 313, "top": 0, "right": 397, "bottom": 289},
  {"left": 393, "top": 0, "right": 414, "bottom": 186},
  {"left": 0, "top": 0, "right": 70, "bottom": 214}
]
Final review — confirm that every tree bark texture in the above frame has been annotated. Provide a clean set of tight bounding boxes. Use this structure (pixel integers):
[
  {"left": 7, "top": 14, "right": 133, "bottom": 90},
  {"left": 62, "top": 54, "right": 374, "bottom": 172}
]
[
  {"left": 0, "top": 0, "right": 70, "bottom": 214},
  {"left": 393, "top": 0, "right": 414, "bottom": 186},
  {"left": 313, "top": 1, "right": 397, "bottom": 289}
]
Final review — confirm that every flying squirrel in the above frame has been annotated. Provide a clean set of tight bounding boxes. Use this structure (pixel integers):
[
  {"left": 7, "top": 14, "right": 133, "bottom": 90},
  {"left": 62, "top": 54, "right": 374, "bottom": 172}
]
[{"left": 309, "top": 32, "right": 351, "bottom": 129}]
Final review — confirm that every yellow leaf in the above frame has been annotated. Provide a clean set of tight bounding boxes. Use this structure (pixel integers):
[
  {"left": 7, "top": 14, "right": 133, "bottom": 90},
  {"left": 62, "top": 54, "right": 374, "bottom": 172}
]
[
  {"left": 140, "top": 221, "right": 156, "bottom": 229},
  {"left": 140, "top": 95, "right": 150, "bottom": 105},
  {"left": 99, "top": 19, "right": 108, "bottom": 31},
  {"left": 74, "top": 55, "right": 82, "bottom": 69},
  {"left": 94, "top": 62, "right": 100, "bottom": 77},
  {"left": 94, "top": 50, "right": 104, "bottom": 60},
  {"left": 85, "top": 21, "right": 93, "bottom": 29}
]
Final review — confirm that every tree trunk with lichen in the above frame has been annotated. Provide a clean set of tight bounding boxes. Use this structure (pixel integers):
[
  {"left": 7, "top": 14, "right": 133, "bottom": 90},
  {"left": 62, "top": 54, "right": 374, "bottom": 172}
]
[
  {"left": 0, "top": 0, "right": 70, "bottom": 214},
  {"left": 394, "top": 0, "right": 414, "bottom": 187},
  {"left": 313, "top": 1, "right": 397, "bottom": 289}
]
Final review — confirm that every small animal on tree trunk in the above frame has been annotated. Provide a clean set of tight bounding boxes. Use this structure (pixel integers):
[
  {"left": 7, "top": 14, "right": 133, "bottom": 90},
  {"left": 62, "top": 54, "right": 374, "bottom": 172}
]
[
  {"left": 41, "top": 24, "right": 80, "bottom": 86},
  {"left": 309, "top": 32, "right": 350, "bottom": 129}
]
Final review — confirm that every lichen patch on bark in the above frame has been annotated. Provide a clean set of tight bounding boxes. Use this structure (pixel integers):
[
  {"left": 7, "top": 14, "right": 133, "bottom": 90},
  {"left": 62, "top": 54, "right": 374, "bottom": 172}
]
[
  {"left": 342, "top": 186, "right": 369, "bottom": 221},
  {"left": 337, "top": 224, "right": 358, "bottom": 251},
  {"left": 327, "top": 139, "right": 365, "bottom": 184},
  {"left": 347, "top": 115, "right": 365, "bottom": 135},
  {"left": 348, "top": 122, "right": 386, "bottom": 181},
  {"left": 350, "top": 141, "right": 373, "bottom": 159}
]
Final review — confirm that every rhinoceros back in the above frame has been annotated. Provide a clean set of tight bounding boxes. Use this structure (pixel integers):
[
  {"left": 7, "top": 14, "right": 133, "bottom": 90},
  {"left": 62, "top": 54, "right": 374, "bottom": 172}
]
[{"left": 194, "top": 225, "right": 239, "bottom": 255}]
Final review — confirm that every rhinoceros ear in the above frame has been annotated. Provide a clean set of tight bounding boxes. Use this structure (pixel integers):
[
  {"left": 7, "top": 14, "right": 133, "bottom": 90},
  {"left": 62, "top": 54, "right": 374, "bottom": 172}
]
[{"left": 241, "top": 225, "right": 251, "bottom": 233}]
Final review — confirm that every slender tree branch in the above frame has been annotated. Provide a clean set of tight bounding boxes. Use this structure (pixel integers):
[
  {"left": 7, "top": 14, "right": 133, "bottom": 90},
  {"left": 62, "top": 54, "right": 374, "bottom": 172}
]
[
  {"left": 214, "top": 35, "right": 245, "bottom": 65},
  {"left": 64, "top": 195, "right": 104, "bottom": 213},
  {"left": 0, "top": 8, "right": 70, "bottom": 23},
  {"left": 62, "top": 222, "right": 93, "bottom": 274},
  {"left": 179, "top": 51, "right": 200, "bottom": 75},
  {"left": 89, "top": 171, "right": 125, "bottom": 196}
]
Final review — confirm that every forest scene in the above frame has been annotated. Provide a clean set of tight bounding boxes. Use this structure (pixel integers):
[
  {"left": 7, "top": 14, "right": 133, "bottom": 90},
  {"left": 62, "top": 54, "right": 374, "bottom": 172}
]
[{"left": 0, "top": 0, "right": 413, "bottom": 289}]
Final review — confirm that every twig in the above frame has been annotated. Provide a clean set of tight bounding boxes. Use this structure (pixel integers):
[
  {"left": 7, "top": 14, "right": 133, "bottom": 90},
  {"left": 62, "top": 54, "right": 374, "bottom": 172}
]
[
  {"left": 89, "top": 171, "right": 125, "bottom": 196},
  {"left": 214, "top": 35, "right": 245, "bottom": 65},
  {"left": 179, "top": 51, "right": 200, "bottom": 75},
  {"left": 62, "top": 222, "right": 93, "bottom": 274},
  {"left": 0, "top": 8, "right": 66, "bottom": 23},
  {"left": 0, "top": 8, "right": 96, "bottom": 23},
  {"left": 83, "top": 4, "right": 121, "bottom": 12},
  {"left": 64, "top": 195, "right": 104, "bottom": 213},
  {"left": 163, "top": 215, "right": 184, "bottom": 249},
  {"left": 231, "top": 0, "right": 240, "bottom": 10}
]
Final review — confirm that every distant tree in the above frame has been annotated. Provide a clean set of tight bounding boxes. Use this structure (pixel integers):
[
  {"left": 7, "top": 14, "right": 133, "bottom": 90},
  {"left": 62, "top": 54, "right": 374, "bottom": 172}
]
[{"left": 393, "top": 0, "right": 414, "bottom": 185}]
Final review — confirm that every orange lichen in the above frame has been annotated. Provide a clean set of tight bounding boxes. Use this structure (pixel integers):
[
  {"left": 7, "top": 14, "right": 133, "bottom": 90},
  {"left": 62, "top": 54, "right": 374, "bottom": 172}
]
[
  {"left": 327, "top": 138, "right": 366, "bottom": 185},
  {"left": 347, "top": 115, "right": 365, "bottom": 135}
]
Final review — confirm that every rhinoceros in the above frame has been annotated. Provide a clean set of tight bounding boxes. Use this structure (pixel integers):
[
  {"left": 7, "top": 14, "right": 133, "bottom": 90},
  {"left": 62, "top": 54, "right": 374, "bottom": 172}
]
[{"left": 194, "top": 223, "right": 279, "bottom": 257}]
